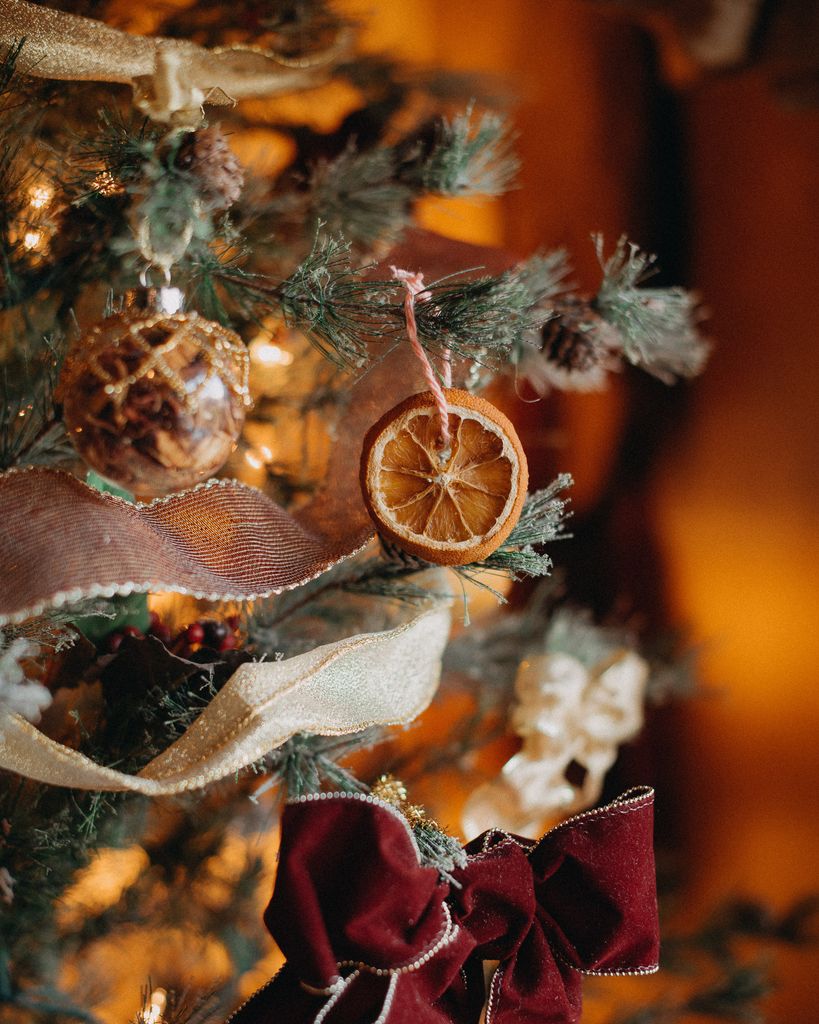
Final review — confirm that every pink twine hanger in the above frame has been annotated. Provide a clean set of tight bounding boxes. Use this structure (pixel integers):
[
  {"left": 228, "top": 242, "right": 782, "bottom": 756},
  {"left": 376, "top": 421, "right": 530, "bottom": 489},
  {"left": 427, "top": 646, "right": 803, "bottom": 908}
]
[{"left": 391, "top": 265, "right": 452, "bottom": 454}]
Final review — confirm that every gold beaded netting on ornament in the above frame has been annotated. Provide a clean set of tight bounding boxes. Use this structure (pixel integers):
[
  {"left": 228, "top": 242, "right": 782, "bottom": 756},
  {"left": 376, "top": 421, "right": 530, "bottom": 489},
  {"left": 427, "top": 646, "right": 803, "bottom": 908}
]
[{"left": 58, "top": 294, "right": 251, "bottom": 497}]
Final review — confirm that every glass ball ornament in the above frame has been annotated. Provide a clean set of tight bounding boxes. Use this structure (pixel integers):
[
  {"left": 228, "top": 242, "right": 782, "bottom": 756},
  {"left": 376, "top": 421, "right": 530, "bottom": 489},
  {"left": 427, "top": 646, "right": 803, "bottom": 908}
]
[{"left": 58, "top": 289, "right": 251, "bottom": 495}]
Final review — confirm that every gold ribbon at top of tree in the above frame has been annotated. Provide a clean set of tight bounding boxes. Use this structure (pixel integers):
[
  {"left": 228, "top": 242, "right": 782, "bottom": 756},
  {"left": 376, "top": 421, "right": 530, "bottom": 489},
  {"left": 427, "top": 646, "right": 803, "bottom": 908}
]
[{"left": 0, "top": 0, "right": 350, "bottom": 129}]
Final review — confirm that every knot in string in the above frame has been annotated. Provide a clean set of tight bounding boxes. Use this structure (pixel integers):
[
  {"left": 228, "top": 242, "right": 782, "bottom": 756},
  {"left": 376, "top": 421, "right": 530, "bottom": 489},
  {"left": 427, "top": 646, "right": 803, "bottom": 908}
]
[{"left": 391, "top": 266, "right": 452, "bottom": 456}]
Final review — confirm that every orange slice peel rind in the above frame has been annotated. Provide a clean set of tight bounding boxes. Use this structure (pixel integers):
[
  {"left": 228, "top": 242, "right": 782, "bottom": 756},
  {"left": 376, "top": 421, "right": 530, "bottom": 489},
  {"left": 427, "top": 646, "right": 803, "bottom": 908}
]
[{"left": 360, "top": 389, "right": 529, "bottom": 567}]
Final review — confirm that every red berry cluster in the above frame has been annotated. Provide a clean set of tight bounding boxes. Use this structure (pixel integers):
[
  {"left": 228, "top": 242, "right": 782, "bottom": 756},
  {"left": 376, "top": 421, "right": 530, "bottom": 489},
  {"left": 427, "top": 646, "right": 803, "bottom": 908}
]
[
  {"left": 106, "top": 612, "right": 242, "bottom": 656},
  {"left": 178, "top": 614, "right": 242, "bottom": 656}
]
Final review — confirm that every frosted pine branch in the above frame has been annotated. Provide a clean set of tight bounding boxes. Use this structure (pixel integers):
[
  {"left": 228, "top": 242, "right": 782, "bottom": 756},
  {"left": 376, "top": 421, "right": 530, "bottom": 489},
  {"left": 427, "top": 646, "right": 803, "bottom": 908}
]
[
  {"left": 309, "top": 144, "right": 414, "bottom": 248},
  {"left": 594, "top": 234, "right": 710, "bottom": 382},
  {"left": 412, "top": 108, "right": 520, "bottom": 197},
  {"left": 277, "top": 233, "right": 557, "bottom": 368}
]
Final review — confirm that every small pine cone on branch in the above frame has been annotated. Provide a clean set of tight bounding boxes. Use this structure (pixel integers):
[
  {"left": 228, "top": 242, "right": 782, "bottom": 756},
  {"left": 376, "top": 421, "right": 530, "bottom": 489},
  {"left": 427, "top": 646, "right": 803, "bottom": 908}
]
[
  {"left": 541, "top": 300, "right": 605, "bottom": 373},
  {"left": 177, "top": 125, "right": 245, "bottom": 212}
]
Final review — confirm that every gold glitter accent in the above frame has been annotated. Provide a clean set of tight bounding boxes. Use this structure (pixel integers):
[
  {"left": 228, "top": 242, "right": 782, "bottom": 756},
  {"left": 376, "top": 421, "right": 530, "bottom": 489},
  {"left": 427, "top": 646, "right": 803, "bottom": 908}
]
[
  {"left": 0, "top": 599, "right": 451, "bottom": 796},
  {"left": 0, "top": 0, "right": 346, "bottom": 128},
  {"left": 210, "top": 27, "right": 354, "bottom": 71},
  {"left": 90, "top": 170, "right": 122, "bottom": 198},
  {"left": 58, "top": 308, "right": 251, "bottom": 412},
  {"left": 370, "top": 775, "right": 440, "bottom": 831},
  {"left": 405, "top": 804, "right": 438, "bottom": 829},
  {"left": 371, "top": 774, "right": 408, "bottom": 807}
]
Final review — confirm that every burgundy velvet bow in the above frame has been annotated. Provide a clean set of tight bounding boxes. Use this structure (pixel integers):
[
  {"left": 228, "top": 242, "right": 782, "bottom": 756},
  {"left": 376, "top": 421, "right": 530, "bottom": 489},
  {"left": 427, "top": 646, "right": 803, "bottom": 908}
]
[{"left": 229, "top": 788, "right": 659, "bottom": 1024}]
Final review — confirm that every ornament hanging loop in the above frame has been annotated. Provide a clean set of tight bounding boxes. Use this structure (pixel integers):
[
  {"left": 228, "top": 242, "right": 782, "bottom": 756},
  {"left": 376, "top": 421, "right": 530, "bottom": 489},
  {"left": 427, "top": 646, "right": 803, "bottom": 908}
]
[
  {"left": 135, "top": 211, "right": 194, "bottom": 280},
  {"left": 132, "top": 191, "right": 201, "bottom": 298},
  {"left": 138, "top": 263, "right": 173, "bottom": 289},
  {"left": 135, "top": 216, "right": 190, "bottom": 314},
  {"left": 126, "top": 282, "right": 186, "bottom": 316},
  {"left": 391, "top": 265, "right": 452, "bottom": 461},
  {"left": 136, "top": 258, "right": 184, "bottom": 315}
]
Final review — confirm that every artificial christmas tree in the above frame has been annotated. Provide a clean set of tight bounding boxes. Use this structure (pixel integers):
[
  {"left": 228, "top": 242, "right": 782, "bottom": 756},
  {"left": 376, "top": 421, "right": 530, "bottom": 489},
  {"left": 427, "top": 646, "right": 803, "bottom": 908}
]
[{"left": 2, "top": 2, "right": 811, "bottom": 1023}]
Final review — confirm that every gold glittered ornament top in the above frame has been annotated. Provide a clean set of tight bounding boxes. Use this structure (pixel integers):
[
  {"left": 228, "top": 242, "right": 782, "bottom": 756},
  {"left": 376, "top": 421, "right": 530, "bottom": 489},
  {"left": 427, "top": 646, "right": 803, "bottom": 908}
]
[
  {"left": 370, "top": 773, "right": 440, "bottom": 831},
  {"left": 58, "top": 288, "right": 251, "bottom": 496},
  {"left": 370, "top": 773, "right": 409, "bottom": 807}
]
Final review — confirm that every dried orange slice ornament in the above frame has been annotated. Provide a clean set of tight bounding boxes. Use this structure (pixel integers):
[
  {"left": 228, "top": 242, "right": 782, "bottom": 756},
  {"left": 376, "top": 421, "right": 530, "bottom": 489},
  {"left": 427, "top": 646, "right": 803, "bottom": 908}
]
[{"left": 360, "top": 388, "right": 528, "bottom": 566}]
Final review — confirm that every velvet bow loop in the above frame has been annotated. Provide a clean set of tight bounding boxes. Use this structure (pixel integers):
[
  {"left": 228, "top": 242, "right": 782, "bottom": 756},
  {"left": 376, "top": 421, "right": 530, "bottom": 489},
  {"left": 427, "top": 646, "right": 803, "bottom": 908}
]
[
  {"left": 529, "top": 786, "right": 660, "bottom": 975},
  {"left": 255, "top": 793, "right": 473, "bottom": 1024},
  {"left": 229, "top": 789, "right": 659, "bottom": 1024},
  {"left": 452, "top": 787, "right": 659, "bottom": 1024}
]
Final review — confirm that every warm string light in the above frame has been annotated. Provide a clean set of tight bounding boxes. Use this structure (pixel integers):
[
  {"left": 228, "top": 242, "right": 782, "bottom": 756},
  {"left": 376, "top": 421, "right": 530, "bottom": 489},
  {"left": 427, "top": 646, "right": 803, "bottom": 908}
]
[
  {"left": 139, "top": 988, "right": 167, "bottom": 1024},
  {"left": 11, "top": 174, "right": 57, "bottom": 256},
  {"left": 15, "top": 165, "right": 122, "bottom": 259},
  {"left": 29, "top": 183, "right": 53, "bottom": 209},
  {"left": 248, "top": 326, "right": 299, "bottom": 400},
  {"left": 250, "top": 338, "right": 295, "bottom": 368},
  {"left": 244, "top": 443, "right": 276, "bottom": 471},
  {"left": 238, "top": 324, "right": 301, "bottom": 482},
  {"left": 24, "top": 180, "right": 52, "bottom": 250},
  {"left": 23, "top": 229, "right": 43, "bottom": 251}
]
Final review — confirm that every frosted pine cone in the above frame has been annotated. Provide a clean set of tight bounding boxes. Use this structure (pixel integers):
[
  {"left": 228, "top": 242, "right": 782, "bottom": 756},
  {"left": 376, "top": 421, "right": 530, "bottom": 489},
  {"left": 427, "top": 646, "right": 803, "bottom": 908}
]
[
  {"left": 541, "top": 301, "right": 604, "bottom": 373},
  {"left": 522, "top": 299, "right": 620, "bottom": 395},
  {"left": 177, "top": 125, "right": 245, "bottom": 212}
]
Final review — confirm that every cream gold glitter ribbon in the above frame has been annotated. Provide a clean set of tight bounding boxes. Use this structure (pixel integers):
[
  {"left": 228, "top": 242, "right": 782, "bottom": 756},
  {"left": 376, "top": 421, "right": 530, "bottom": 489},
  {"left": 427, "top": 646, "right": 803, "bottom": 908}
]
[
  {"left": 0, "top": 0, "right": 345, "bottom": 128},
  {"left": 0, "top": 598, "right": 450, "bottom": 793}
]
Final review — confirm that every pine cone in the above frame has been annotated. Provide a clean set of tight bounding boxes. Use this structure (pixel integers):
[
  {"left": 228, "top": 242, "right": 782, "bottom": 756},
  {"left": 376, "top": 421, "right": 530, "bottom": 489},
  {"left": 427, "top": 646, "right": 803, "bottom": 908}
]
[
  {"left": 541, "top": 302, "right": 603, "bottom": 373},
  {"left": 177, "top": 125, "right": 245, "bottom": 212}
]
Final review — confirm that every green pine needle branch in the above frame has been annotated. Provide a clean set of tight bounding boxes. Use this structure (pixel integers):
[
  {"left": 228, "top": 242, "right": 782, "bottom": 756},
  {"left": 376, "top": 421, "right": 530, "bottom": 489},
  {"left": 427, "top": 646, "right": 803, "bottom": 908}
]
[
  {"left": 593, "top": 234, "right": 710, "bottom": 383},
  {"left": 451, "top": 474, "right": 573, "bottom": 602},
  {"left": 259, "top": 107, "right": 519, "bottom": 254},
  {"left": 308, "top": 144, "right": 414, "bottom": 249},
  {"left": 413, "top": 107, "right": 520, "bottom": 197},
  {"left": 253, "top": 731, "right": 380, "bottom": 802},
  {"left": 275, "top": 231, "right": 562, "bottom": 369},
  {"left": 248, "top": 475, "right": 572, "bottom": 647},
  {"left": 0, "top": 338, "right": 72, "bottom": 471}
]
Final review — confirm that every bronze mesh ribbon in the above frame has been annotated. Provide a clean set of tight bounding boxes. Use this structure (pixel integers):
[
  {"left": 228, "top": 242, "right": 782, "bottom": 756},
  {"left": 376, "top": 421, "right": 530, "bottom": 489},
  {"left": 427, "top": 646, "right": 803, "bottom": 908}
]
[
  {"left": 0, "top": 337, "right": 433, "bottom": 626},
  {"left": 0, "top": 468, "right": 376, "bottom": 626},
  {"left": 0, "top": 598, "right": 451, "bottom": 794}
]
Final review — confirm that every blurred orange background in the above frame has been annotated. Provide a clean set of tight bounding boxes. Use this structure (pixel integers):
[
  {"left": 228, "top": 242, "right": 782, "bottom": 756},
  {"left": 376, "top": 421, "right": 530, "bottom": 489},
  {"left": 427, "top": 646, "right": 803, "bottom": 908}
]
[{"left": 336, "top": 0, "right": 819, "bottom": 1018}]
